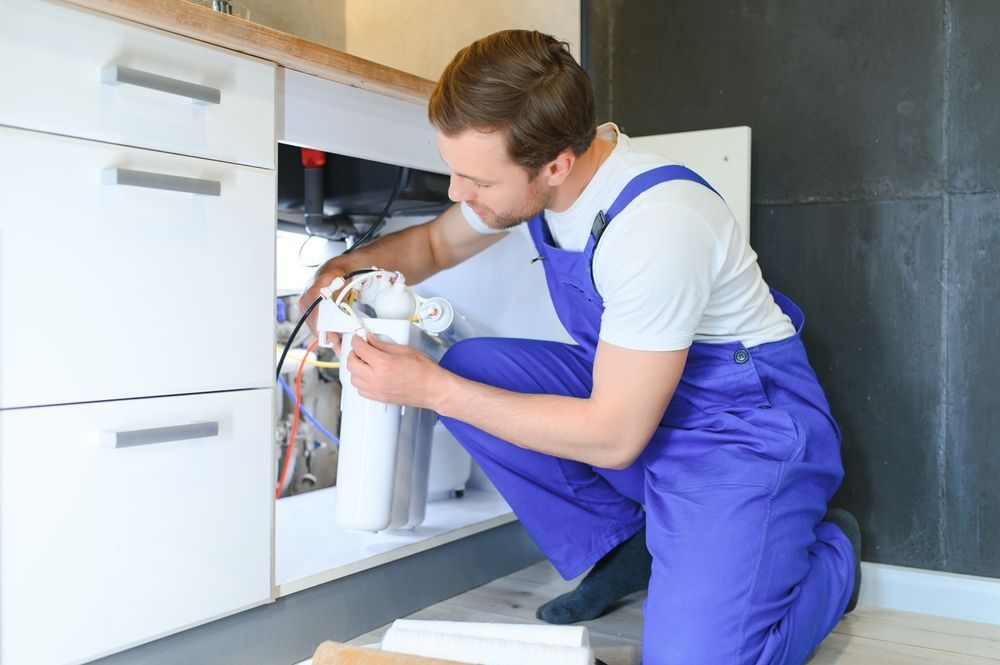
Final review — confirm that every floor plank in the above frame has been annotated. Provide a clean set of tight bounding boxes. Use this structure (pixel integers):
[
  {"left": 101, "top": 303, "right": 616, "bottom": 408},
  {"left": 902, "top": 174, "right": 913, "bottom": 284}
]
[
  {"left": 806, "top": 632, "right": 1000, "bottom": 665},
  {"left": 831, "top": 607, "right": 1000, "bottom": 659}
]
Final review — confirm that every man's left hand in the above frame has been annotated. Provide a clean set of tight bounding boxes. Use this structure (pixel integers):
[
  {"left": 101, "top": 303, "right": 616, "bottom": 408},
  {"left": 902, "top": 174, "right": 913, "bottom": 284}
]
[{"left": 346, "top": 334, "right": 443, "bottom": 410}]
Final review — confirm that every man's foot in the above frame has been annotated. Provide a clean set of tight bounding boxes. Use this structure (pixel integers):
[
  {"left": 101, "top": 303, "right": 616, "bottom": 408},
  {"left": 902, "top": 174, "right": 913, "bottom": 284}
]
[
  {"left": 825, "top": 508, "right": 862, "bottom": 615},
  {"left": 536, "top": 528, "right": 651, "bottom": 625}
]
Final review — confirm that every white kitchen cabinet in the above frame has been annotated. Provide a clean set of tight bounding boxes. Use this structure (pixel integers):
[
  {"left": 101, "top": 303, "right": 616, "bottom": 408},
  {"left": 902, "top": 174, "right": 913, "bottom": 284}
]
[
  {"left": 0, "top": 389, "right": 274, "bottom": 665},
  {"left": 0, "top": 0, "right": 275, "bottom": 169},
  {"left": 0, "top": 2, "right": 278, "bottom": 663},
  {"left": 0, "top": 127, "right": 275, "bottom": 408}
]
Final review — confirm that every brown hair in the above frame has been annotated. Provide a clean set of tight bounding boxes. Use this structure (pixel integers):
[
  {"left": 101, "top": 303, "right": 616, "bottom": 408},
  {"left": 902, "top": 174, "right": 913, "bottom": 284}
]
[{"left": 428, "top": 30, "right": 596, "bottom": 172}]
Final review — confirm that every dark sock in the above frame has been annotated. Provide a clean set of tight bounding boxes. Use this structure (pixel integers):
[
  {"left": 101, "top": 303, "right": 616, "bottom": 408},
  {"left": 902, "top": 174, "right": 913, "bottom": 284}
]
[
  {"left": 825, "top": 508, "right": 862, "bottom": 615},
  {"left": 536, "top": 527, "right": 651, "bottom": 625}
]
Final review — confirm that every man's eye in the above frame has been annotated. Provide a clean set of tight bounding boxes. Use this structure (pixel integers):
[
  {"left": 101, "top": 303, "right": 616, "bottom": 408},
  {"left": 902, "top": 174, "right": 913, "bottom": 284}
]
[{"left": 473, "top": 182, "right": 490, "bottom": 189}]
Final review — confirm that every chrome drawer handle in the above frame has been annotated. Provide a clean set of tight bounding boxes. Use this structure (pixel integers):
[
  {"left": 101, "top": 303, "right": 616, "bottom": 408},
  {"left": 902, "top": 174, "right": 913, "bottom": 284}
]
[
  {"left": 102, "top": 168, "right": 222, "bottom": 196},
  {"left": 101, "top": 65, "right": 221, "bottom": 105},
  {"left": 104, "top": 421, "right": 220, "bottom": 448}
]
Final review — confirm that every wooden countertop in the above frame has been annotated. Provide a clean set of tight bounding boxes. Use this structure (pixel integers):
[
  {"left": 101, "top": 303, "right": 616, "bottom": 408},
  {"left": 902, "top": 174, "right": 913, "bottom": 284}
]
[{"left": 63, "top": 0, "right": 436, "bottom": 105}]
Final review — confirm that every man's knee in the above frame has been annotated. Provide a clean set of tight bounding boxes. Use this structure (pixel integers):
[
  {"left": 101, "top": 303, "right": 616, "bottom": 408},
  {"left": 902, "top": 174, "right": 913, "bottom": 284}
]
[
  {"left": 440, "top": 337, "right": 550, "bottom": 390},
  {"left": 440, "top": 338, "right": 502, "bottom": 380}
]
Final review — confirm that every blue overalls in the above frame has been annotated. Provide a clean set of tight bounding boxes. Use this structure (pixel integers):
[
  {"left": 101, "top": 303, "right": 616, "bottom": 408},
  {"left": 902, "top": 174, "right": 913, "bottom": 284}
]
[{"left": 438, "top": 166, "right": 855, "bottom": 664}]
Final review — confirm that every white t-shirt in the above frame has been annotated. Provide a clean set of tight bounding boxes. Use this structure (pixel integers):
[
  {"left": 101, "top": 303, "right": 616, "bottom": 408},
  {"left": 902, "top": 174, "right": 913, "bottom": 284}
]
[{"left": 460, "top": 123, "right": 794, "bottom": 351}]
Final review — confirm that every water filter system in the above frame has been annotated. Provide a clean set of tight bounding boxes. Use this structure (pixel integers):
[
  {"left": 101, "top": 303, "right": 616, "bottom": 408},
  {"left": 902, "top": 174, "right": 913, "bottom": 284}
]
[{"left": 315, "top": 269, "right": 470, "bottom": 532}]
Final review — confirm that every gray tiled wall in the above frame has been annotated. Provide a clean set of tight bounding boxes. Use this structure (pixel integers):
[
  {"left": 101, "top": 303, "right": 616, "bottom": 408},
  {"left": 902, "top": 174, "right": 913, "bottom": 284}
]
[
  {"left": 948, "top": 1, "right": 1000, "bottom": 193},
  {"left": 584, "top": 0, "right": 999, "bottom": 577},
  {"left": 945, "top": 192, "right": 1000, "bottom": 577}
]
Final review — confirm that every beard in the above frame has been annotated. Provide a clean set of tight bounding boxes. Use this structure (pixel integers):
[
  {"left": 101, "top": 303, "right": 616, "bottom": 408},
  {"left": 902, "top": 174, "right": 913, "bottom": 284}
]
[{"left": 477, "top": 174, "right": 551, "bottom": 230}]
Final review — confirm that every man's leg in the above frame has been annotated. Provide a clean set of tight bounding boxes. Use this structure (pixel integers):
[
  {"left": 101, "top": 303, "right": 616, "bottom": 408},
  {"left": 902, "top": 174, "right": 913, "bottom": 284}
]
[
  {"left": 640, "top": 468, "right": 855, "bottom": 665},
  {"left": 536, "top": 526, "right": 651, "bottom": 624},
  {"left": 824, "top": 507, "right": 863, "bottom": 614},
  {"left": 634, "top": 328, "right": 859, "bottom": 664},
  {"left": 439, "top": 337, "right": 648, "bottom": 611}
]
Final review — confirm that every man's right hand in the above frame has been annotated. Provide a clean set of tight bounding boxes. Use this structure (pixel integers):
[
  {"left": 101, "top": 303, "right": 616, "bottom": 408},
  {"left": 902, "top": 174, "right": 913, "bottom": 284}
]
[
  {"left": 299, "top": 261, "right": 350, "bottom": 349},
  {"left": 295, "top": 204, "right": 504, "bottom": 353}
]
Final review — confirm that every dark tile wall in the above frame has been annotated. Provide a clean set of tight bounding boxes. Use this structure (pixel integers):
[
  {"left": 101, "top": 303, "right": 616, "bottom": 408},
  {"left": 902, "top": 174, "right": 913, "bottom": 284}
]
[
  {"left": 595, "top": 1, "right": 945, "bottom": 202},
  {"left": 583, "top": 0, "right": 1000, "bottom": 577},
  {"left": 752, "top": 199, "right": 945, "bottom": 568},
  {"left": 948, "top": 2, "right": 1000, "bottom": 192},
  {"left": 945, "top": 192, "right": 1000, "bottom": 577}
]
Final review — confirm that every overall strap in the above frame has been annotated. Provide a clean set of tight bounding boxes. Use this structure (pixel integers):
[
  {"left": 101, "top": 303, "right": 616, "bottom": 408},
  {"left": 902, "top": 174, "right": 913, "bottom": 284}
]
[
  {"left": 589, "top": 165, "right": 722, "bottom": 286},
  {"left": 593, "top": 164, "right": 721, "bottom": 242}
]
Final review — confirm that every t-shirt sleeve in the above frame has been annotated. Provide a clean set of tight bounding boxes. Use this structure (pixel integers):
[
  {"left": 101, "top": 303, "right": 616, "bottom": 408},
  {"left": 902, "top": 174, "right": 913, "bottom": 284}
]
[{"left": 593, "top": 203, "right": 720, "bottom": 351}]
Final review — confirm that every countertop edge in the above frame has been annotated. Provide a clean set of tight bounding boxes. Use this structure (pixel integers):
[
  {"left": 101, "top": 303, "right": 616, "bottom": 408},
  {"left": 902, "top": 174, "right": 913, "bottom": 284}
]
[{"left": 61, "top": 0, "right": 437, "bottom": 106}]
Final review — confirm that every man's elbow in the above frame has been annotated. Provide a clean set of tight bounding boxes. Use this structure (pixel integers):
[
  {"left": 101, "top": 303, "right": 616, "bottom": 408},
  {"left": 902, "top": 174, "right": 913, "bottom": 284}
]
[
  {"left": 601, "top": 436, "right": 648, "bottom": 470},
  {"left": 589, "top": 380, "right": 674, "bottom": 469}
]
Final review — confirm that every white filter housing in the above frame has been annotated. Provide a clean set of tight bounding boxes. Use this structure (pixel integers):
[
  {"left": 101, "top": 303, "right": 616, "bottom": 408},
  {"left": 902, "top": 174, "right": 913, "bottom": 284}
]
[
  {"left": 336, "top": 321, "right": 416, "bottom": 531},
  {"left": 317, "top": 298, "right": 445, "bottom": 532}
]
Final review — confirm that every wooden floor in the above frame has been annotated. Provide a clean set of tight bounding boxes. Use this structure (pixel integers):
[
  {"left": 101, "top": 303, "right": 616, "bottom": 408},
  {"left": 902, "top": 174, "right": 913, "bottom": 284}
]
[{"left": 348, "top": 560, "right": 1000, "bottom": 664}]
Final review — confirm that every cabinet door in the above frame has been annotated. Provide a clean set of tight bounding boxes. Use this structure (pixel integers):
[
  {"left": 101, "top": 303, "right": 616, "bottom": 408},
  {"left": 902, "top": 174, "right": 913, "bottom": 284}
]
[
  {"left": 0, "top": 389, "right": 274, "bottom": 665},
  {"left": 0, "top": 127, "right": 275, "bottom": 408},
  {"left": 0, "top": 0, "right": 274, "bottom": 168}
]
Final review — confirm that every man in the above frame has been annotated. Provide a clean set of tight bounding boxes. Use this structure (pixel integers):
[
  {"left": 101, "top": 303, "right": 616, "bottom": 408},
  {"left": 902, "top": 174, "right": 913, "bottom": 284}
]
[{"left": 301, "top": 29, "right": 861, "bottom": 665}]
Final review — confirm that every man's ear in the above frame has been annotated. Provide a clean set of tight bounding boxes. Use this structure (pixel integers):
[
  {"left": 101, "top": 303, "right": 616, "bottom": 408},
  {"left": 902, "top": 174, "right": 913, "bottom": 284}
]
[{"left": 542, "top": 149, "right": 576, "bottom": 186}]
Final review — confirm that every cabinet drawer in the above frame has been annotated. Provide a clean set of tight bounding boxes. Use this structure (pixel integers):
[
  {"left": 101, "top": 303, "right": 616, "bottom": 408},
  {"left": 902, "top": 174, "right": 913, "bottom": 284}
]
[
  {"left": 0, "top": 127, "right": 275, "bottom": 409},
  {"left": 0, "top": 0, "right": 274, "bottom": 168},
  {"left": 0, "top": 389, "right": 274, "bottom": 665}
]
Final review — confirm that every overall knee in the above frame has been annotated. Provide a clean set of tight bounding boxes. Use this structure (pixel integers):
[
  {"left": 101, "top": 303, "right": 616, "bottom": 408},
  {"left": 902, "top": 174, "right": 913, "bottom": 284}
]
[
  {"left": 440, "top": 338, "right": 499, "bottom": 381},
  {"left": 440, "top": 337, "right": 535, "bottom": 388}
]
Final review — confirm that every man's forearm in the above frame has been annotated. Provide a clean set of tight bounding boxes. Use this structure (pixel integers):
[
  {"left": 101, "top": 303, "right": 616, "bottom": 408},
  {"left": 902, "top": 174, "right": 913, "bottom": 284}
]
[
  {"left": 314, "top": 222, "right": 440, "bottom": 286},
  {"left": 424, "top": 342, "right": 686, "bottom": 470},
  {"left": 432, "top": 372, "right": 647, "bottom": 470}
]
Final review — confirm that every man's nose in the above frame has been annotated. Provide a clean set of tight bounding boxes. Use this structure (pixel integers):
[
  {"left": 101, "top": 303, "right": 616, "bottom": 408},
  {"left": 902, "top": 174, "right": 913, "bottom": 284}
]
[{"left": 448, "top": 174, "right": 471, "bottom": 202}]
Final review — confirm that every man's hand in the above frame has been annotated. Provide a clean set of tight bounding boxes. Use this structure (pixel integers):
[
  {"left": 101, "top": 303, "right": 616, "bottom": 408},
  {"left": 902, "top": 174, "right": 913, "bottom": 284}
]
[
  {"left": 299, "top": 264, "right": 350, "bottom": 351},
  {"left": 347, "top": 334, "right": 445, "bottom": 409},
  {"left": 295, "top": 206, "right": 503, "bottom": 350}
]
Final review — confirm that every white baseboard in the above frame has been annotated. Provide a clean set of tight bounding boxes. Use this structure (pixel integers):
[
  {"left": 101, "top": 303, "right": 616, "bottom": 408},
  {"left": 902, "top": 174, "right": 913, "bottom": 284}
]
[{"left": 858, "top": 562, "right": 1000, "bottom": 625}]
